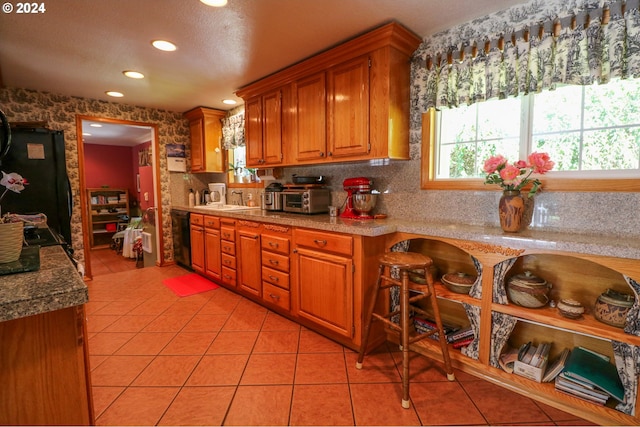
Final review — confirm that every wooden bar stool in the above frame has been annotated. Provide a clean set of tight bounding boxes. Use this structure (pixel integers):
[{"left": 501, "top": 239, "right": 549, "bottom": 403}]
[{"left": 357, "top": 251, "right": 455, "bottom": 409}]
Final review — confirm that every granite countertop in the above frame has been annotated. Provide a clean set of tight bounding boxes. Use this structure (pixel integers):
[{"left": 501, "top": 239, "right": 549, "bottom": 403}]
[
  {"left": 0, "top": 246, "right": 88, "bottom": 322},
  {"left": 178, "top": 205, "right": 640, "bottom": 260}
]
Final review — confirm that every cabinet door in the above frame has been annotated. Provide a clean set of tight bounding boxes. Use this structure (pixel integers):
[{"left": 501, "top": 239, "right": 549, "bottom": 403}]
[
  {"left": 245, "top": 96, "right": 263, "bottom": 166},
  {"left": 294, "top": 72, "right": 326, "bottom": 161},
  {"left": 327, "top": 55, "right": 370, "bottom": 158},
  {"left": 189, "top": 117, "right": 204, "bottom": 172},
  {"left": 238, "top": 230, "right": 262, "bottom": 297},
  {"left": 190, "top": 225, "right": 205, "bottom": 273},
  {"left": 294, "top": 247, "right": 353, "bottom": 338},
  {"left": 205, "top": 228, "right": 221, "bottom": 281},
  {"left": 262, "top": 88, "right": 283, "bottom": 165}
]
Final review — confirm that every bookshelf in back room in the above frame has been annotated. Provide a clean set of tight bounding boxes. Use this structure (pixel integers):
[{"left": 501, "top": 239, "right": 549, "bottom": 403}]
[
  {"left": 385, "top": 233, "right": 640, "bottom": 426},
  {"left": 87, "top": 188, "right": 129, "bottom": 248}
]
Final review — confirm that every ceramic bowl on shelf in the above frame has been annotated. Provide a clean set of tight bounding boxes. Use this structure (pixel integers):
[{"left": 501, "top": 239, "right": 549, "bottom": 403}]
[
  {"left": 594, "top": 288, "right": 635, "bottom": 328},
  {"left": 407, "top": 265, "right": 438, "bottom": 285},
  {"left": 557, "top": 298, "right": 585, "bottom": 319},
  {"left": 506, "top": 271, "right": 552, "bottom": 308},
  {"left": 441, "top": 272, "right": 476, "bottom": 294}
]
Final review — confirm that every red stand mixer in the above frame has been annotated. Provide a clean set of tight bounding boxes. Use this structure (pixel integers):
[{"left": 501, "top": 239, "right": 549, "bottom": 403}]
[{"left": 340, "top": 177, "right": 377, "bottom": 219}]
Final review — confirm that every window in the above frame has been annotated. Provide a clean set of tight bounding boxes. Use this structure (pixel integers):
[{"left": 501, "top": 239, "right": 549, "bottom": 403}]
[{"left": 423, "top": 79, "right": 640, "bottom": 192}]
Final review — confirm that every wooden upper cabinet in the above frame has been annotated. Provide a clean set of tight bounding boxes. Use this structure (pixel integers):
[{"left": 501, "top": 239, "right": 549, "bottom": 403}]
[
  {"left": 245, "top": 89, "right": 284, "bottom": 167},
  {"left": 327, "top": 55, "right": 370, "bottom": 159},
  {"left": 236, "top": 22, "right": 421, "bottom": 167},
  {"left": 294, "top": 72, "right": 327, "bottom": 161},
  {"left": 183, "top": 107, "right": 226, "bottom": 173}
]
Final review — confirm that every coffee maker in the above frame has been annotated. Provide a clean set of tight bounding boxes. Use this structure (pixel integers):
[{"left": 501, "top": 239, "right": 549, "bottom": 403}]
[{"left": 340, "top": 177, "right": 377, "bottom": 219}]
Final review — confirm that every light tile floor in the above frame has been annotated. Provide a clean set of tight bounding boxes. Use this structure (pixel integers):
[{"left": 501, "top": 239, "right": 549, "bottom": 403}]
[{"left": 86, "top": 251, "right": 595, "bottom": 426}]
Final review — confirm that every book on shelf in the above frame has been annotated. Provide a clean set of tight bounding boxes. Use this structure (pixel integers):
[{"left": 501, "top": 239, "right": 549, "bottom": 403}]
[
  {"left": 452, "top": 336, "right": 474, "bottom": 349},
  {"left": 499, "top": 347, "right": 520, "bottom": 374},
  {"left": 446, "top": 325, "right": 474, "bottom": 343},
  {"left": 555, "top": 385, "right": 607, "bottom": 406},
  {"left": 530, "top": 342, "right": 551, "bottom": 368},
  {"left": 542, "top": 347, "right": 570, "bottom": 382},
  {"left": 556, "top": 374, "right": 610, "bottom": 401},
  {"left": 563, "top": 346, "right": 625, "bottom": 402},
  {"left": 520, "top": 342, "right": 537, "bottom": 365}
]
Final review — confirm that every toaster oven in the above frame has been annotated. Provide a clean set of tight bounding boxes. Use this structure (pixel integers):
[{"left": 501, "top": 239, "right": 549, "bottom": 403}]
[{"left": 281, "top": 189, "right": 330, "bottom": 214}]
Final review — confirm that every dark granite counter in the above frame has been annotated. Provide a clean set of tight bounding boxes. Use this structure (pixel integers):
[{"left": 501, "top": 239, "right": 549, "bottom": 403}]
[
  {"left": 0, "top": 246, "right": 88, "bottom": 322},
  {"left": 178, "top": 205, "right": 640, "bottom": 260}
]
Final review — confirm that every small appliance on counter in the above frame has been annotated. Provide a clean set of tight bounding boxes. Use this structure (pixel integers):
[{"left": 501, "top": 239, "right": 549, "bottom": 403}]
[
  {"left": 207, "top": 183, "right": 226, "bottom": 208},
  {"left": 261, "top": 182, "right": 284, "bottom": 211},
  {"left": 340, "top": 177, "right": 377, "bottom": 219},
  {"left": 282, "top": 188, "right": 330, "bottom": 214}
]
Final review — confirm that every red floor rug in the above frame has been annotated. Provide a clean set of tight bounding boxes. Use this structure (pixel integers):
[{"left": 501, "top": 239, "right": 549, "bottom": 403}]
[{"left": 162, "top": 273, "right": 219, "bottom": 297}]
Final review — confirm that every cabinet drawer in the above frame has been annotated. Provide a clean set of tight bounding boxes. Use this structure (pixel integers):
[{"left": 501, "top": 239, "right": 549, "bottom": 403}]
[
  {"left": 261, "top": 250, "right": 289, "bottom": 272},
  {"left": 221, "top": 241, "right": 236, "bottom": 256},
  {"left": 204, "top": 216, "right": 220, "bottom": 229},
  {"left": 190, "top": 213, "right": 204, "bottom": 226},
  {"left": 261, "top": 234, "right": 290, "bottom": 255},
  {"left": 263, "top": 282, "right": 290, "bottom": 311},
  {"left": 295, "top": 228, "right": 352, "bottom": 256},
  {"left": 262, "top": 266, "right": 290, "bottom": 290},
  {"left": 221, "top": 253, "right": 236, "bottom": 270},
  {"left": 221, "top": 266, "right": 236, "bottom": 286},
  {"left": 221, "top": 227, "right": 235, "bottom": 242}
]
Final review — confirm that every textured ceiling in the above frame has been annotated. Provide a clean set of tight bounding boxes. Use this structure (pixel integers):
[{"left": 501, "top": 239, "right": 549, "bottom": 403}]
[{"left": 1, "top": 0, "right": 528, "bottom": 115}]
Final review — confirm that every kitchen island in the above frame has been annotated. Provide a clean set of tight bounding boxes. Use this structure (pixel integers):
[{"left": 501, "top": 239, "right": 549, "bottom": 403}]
[
  {"left": 179, "top": 205, "right": 640, "bottom": 425},
  {"left": 0, "top": 245, "right": 93, "bottom": 425}
]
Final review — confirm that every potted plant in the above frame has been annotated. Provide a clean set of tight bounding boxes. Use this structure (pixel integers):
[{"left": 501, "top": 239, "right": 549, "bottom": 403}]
[{"left": 0, "top": 171, "right": 28, "bottom": 263}]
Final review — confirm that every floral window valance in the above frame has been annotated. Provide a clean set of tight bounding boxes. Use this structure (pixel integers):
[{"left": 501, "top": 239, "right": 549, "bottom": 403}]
[
  {"left": 415, "top": 0, "right": 640, "bottom": 112},
  {"left": 221, "top": 112, "right": 245, "bottom": 149}
]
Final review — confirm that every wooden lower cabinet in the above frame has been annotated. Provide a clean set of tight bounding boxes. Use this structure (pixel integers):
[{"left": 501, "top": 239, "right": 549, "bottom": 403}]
[
  {"left": 189, "top": 214, "right": 205, "bottom": 273},
  {"left": 261, "top": 224, "right": 292, "bottom": 311},
  {"left": 220, "top": 219, "right": 237, "bottom": 288},
  {"left": 237, "top": 221, "right": 262, "bottom": 297},
  {"left": 204, "top": 216, "right": 221, "bottom": 281},
  {"left": 0, "top": 306, "right": 93, "bottom": 425}
]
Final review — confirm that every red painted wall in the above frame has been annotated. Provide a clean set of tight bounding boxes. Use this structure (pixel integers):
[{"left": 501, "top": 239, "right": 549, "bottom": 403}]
[{"left": 84, "top": 144, "right": 135, "bottom": 196}]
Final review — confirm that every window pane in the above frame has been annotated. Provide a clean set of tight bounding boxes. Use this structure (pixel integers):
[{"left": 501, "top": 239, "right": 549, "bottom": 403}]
[
  {"left": 439, "top": 104, "right": 477, "bottom": 142},
  {"left": 532, "top": 85, "right": 582, "bottom": 133},
  {"left": 532, "top": 133, "right": 580, "bottom": 171},
  {"left": 584, "top": 79, "right": 640, "bottom": 128},
  {"left": 582, "top": 128, "right": 640, "bottom": 170},
  {"left": 440, "top": 142, "right": 476, "bottom": 178},
  {"left": 477, "top": 97, "right": 521, "bottom": 139}
]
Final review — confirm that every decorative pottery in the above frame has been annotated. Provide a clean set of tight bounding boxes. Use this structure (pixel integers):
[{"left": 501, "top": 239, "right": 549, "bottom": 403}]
[
  {"left": 506, "top": 271, "right": 551, "bottom": 308},
  {"left": 498, "top": 190, "right": 533, "bottom": 232},
  {"left": 407, "top": 265, "right": 438, "bottom": 285},
  {"left": 441, "top": 272, "right": 476, "bottom": 294},
  {"left": 0, "top": 221, "right": 24, "bottom": 263},
  {"left": 594, "top": 288, "right": 634, "bottom": 328},
  {"left": 557, "top": 299, "right": 585, "bottom": 319}
]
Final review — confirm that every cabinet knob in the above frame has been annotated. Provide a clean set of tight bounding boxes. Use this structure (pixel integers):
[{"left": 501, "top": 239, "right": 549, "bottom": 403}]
[
  {"left": 328, "top": 151, "right": 333, "bottom": 157},
  {"left": 319, "top": 152, "right": 325, "bottom": 157}
]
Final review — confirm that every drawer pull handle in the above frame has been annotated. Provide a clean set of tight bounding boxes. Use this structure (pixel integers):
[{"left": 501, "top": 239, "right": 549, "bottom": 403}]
[
  {"left": 269, "top": 259, "right": 279, "bottom": 265},
  {"left": 223, "top": 274, "right": 232, "bottom": 279},
  {"left": 269, "top": 242, "right": 279, "bottom": 248},
  {"left": 268, "top": 275, "right": 279, "bottom": 282},
  {"left": 269, "top": 293, "right": 280, "bottom": 301},
  {"left": 224, "top": 260, "right": 231, "bottom": 265},
  {"left": 223, "top": 233, "right": 231, "bottom": 238},
  {"left": 314, "top": 239, "right": 327, "bottom": 246}
]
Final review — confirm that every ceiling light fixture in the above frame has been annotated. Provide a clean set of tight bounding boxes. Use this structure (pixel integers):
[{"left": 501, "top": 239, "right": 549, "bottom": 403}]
[
  {"left": 105, "top": 91, "right": 124, "bottom": 98},
  {"left": 151, "top": 39, "right": 177, "bottom": 51},
  {"left": 123, "top": 70, "right": 145, "bottom": 79},
  {"left": 200, "top": 0, "right": 228, "bottom": 6},
  {"left": 222, "top": 99, "right": 237, "bottom": 105}
]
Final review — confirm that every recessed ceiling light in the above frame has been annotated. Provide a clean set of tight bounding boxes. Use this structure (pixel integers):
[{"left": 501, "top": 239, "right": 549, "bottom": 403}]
[
  {"left": 222, "top": 99, "right": 237, "bottom": 105},
  {"left": 152, "top": 40, "right": 177, "bottom": 51},
  {"left": 200, "top": 0, "right": 228, "bottom": 6},
  {"left": 106, "top": 91, "right": 124, "bottom": 98},
  {"left": 89, "top": 123, "right": 102, "bottom": 128},
  {"left": 123, "top": 70, "right": 145, "bottom": 79}
]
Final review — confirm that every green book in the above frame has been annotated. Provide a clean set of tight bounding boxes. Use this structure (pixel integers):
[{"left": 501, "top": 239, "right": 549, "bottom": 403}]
[{"left": 563, "top": 346, "right": 625, "bottom": 402}]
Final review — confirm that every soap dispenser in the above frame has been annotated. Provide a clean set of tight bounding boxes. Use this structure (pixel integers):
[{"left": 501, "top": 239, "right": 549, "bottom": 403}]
[
  {"left": 188, "top": 189, "right": 195, "bottom": 207},
  {"left": 247, "top": 193, "right": 256, "bottom": 207},
  {"left": 195, "top": 189, "right": 201, "bottom": 206}
]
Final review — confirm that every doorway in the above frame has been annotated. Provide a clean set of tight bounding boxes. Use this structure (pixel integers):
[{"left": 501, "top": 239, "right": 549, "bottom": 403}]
[{"left": 76, "top": 115, "right": 163, "bottom": 279}]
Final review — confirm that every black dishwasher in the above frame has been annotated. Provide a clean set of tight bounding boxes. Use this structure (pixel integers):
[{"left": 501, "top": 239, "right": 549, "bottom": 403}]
[{"left": 171, "top": 208, "right": 191, "bottom": 269}]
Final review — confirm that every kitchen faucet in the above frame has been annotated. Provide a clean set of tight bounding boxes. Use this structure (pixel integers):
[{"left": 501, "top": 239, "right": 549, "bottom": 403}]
[{"left": 231, "top": 190, "right": 244, "bottom": 206}]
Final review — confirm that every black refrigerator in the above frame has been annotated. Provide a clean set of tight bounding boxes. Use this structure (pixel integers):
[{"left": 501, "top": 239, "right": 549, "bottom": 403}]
[{"left": 0, "top": 126, "right": 73, "bottom": 247}]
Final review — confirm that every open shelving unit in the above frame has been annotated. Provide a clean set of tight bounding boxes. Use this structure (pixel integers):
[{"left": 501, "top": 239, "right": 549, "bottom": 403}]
[{"left": 87, "top": 188, "right": 129, "bottom": 248}]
